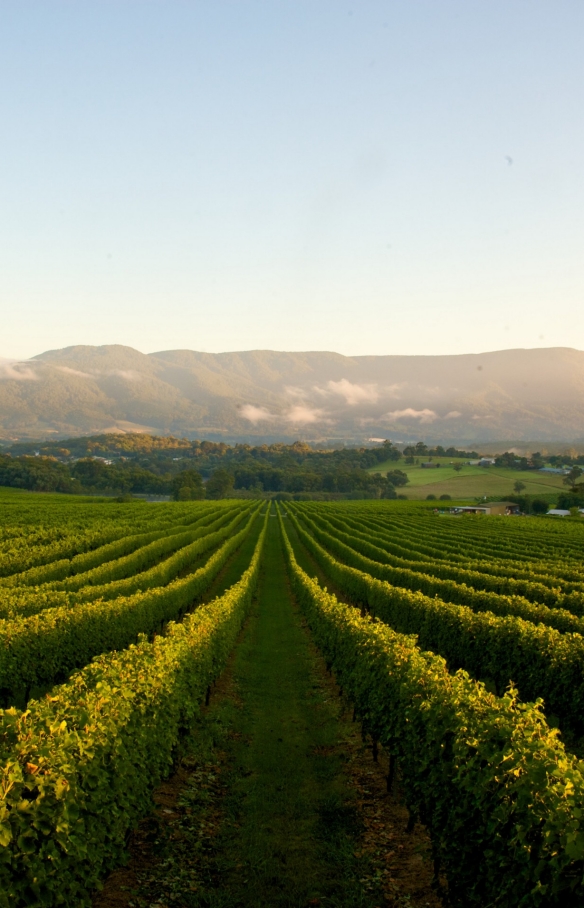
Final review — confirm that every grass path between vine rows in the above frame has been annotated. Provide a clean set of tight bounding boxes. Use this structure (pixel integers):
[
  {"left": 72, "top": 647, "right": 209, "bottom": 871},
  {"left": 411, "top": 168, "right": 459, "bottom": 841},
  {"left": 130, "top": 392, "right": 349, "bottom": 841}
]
[{"left": 94, "top": 514, "right": 440, "bottom": 908}]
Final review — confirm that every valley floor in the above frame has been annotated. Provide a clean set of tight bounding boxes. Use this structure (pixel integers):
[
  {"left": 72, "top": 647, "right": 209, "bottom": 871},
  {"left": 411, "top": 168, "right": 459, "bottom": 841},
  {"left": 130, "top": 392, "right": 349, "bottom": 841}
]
[{"left": 371, "top": 459, "right": 566, "bottom": 500}]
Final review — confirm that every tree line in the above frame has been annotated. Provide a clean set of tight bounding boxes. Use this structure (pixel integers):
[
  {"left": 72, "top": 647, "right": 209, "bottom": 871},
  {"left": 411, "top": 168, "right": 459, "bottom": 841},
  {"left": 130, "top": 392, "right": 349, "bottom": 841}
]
[{"left": 0, "top": 437, "right": 410, "bottom": 499}]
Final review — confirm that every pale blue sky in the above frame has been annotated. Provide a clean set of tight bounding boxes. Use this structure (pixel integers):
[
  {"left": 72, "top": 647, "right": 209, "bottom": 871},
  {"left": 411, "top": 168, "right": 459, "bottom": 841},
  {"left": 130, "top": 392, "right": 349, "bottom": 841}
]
[{"left": 2, "top": 1, "right": 583, "bottom": 360}]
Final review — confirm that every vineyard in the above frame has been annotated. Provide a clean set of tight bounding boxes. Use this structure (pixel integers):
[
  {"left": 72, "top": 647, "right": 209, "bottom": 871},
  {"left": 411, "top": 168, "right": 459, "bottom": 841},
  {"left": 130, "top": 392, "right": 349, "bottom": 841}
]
[{"left": 1, "top": 492, "right": 584, "bottom": 906}]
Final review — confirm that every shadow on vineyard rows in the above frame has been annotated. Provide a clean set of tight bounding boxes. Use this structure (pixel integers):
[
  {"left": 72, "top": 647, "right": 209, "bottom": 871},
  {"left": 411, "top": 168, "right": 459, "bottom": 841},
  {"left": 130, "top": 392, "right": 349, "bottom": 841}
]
[{"left": 94, "top": 518, "right": 440, "bottom": 908}]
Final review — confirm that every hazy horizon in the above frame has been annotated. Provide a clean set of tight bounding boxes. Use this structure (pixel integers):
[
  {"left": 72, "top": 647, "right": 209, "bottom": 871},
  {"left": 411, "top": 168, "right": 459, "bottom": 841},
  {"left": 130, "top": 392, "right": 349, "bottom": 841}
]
[
  {"left": 2, "top": 340, "right": 584, "bottom": 364},
  {"left": 2, "top": 343, "right": 584, "bottom": 445}
]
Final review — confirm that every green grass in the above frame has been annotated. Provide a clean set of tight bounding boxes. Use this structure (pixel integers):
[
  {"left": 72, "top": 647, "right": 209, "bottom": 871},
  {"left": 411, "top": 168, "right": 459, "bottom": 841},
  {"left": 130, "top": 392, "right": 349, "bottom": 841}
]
[
  {"left": 179, "top": 516, "right": 379, "bottom": 907},
  {"left": 370, "top": 461, "right": 567, "bottom": 501},
  {"left": 199, "top": 511, "right": 264, "bottom": 604}
]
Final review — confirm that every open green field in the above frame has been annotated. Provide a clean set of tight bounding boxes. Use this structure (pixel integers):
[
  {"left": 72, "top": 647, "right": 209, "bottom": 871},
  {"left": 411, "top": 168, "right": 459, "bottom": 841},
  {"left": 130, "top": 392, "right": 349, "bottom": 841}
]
[{"left": 370, "top": 457, "right": 566, "bottom": 500}]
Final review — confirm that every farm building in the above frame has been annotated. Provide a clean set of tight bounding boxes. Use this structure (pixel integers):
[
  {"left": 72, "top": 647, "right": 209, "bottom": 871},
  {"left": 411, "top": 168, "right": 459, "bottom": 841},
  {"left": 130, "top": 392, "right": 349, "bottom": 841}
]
[{"left": 450, "top": 501, "right": 520, "bottom": 516}]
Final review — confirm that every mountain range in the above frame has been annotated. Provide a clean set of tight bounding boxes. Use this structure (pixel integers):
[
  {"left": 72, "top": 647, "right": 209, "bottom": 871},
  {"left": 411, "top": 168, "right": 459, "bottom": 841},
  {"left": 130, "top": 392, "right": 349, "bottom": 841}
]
[{"left": 1, "top": 344, "right": 583, "bottom": 444}]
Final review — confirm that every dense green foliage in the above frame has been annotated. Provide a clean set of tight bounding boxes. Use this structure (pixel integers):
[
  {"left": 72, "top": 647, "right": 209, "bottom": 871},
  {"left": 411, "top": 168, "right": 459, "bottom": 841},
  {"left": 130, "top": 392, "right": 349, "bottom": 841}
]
[
  {"left": 0, "top": 507, "right": 259, "bottom": 700},
  {"left": 0, "top": 435, "right": 407, "bottom": 497},
  {"left": 3, "top": 492, "right": 584, "bottom": 906},
  {"left": 280, "top": 507, "right": 584, "bottom": 907},
  {"left": 287, "top": 508, "right": 584, "bottom": 736},
  {"left": 0, "top": 509, "right": 268, "bottom": 906}
]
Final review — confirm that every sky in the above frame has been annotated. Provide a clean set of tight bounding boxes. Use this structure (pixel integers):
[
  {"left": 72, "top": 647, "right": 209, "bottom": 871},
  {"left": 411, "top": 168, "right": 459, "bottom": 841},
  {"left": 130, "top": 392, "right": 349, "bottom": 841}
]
[{"left": 1, "top": 1, "right": 584, "bottom": 361}]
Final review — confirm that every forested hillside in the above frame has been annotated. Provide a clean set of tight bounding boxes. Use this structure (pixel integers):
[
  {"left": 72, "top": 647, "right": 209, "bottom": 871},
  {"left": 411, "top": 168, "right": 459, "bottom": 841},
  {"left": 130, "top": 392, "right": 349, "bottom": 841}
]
[{"left": 3, "top": 344, "right": 584, "bottom": 442}]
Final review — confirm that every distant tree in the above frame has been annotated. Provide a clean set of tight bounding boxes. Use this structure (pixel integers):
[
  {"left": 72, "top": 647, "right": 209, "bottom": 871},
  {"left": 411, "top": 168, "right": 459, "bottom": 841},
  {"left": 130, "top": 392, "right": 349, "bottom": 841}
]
[
  {"left": 426, "top": 493, "right": 437, "bottom": 500},
  {"left": 403, "top": 442, "right": 428, "bottom": 458},
  {"left": 378, "top": 441, "right": 402, "bottom": 462},
  {"left": 385, "top": 470, "right": 409, "bottom": 488},
  {"left": 557, "top": 491, "right": 584, "bottom": 509},
  {"left": 453, "top": 462, "right": 463, "bottom": 474},
  {"left": 531, "top": 498, "right": 548, "bottom": 514},
  {"left": 206, "top": 468, "right": 235, "bottom": 499},
  {"left": 439, "top": 494, "right": 451, "bottom": 500},
  {"left": 564, "top": 466, "right": 583, "bottom": 491},
  {"left": 71, "top": 458, "right": 109, "bottom": 487},
  {"left": 496, "top": 452, "right": 524, "bottom": 469},
  {"left": 0, "top": 454, "right": 81, "bottom": 493},
  {"left": 514, "top": 480, "right": 526, "bottom": 494},
  {"left": 171, "top": 469, "right": 204, "bottom": 501}
]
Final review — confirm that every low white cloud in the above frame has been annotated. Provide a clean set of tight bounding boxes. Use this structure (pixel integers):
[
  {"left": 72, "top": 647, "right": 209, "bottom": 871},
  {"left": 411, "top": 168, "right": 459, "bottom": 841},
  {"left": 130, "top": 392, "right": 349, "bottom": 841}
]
[
  {"left": 386, "top": 408, "right": 438, "bottom": 424},
  {"left": 0, "top": 359, "right": 38, "bottom": 381},
  {"left": 108, "top": 369, "right": 142, "bottom": 381},
  {"left": 240, "top": 404, "right": 274, "bottom": 424},
  {"left": 50, "top": 366, "right": 141, "bottom": 381},
  {"left": 56, "top": 366, "right": 92, "bottom": 378},
  {"left": 444, "top": 410, "right": 462, "bottom": 419},
  {"left": 284, "top": 386, "right": 306, "bottom": 400},
  {"left": 285, "top": 405, "right": 326, "bottom": 424},
  {"left": 322, "top": 378, "right": 379, "bottom": 406}
]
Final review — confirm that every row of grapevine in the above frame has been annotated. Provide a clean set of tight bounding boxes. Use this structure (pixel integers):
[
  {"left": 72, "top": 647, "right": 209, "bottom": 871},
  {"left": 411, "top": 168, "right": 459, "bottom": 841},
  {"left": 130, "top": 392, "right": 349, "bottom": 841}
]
[
  {"left": 291, "top": 508, "right": 584, "bottom": 632},
  {"left": 0, "top": 499, "right": 204, "bottom": 577},
  {"left": 287, "top": 508, "right": 584, "bottom": 737},
  {"left": 321, "top": 500, "right": 584, "bottom": 565},
  {"left": 0, "top": 505, "right": 252, "bottom": 619},
  {"left": 49, "top": 505, "right": 250, "bottom": 593},
  {"left": 0, "top": 495, "right": 243, "bottom": 571},
  {"left": 302, "top": 513, "right": 584, "bottom": 614},
  {"left": 0, "top": 506, "right": 262, "bottom": 699},
  {"left": 318, "top": 507, "right": 584, "bottom": 588},
  {"left": 279, "top": 507, "right": 584, "bottom": 908},
  {"left": 0, "top": 508, "right": 269, "bottom": 907},
  {"left": 0, "top": 503, "right": 236, "bottom": 588},
  {"left": 378, "top": 508, "right": 584, "bottom": 564}
]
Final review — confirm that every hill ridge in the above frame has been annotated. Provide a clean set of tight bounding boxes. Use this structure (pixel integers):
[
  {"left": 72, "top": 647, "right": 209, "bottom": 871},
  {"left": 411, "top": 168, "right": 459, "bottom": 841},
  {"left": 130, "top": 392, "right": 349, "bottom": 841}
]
[{"left": 1, "top": 344, "right": 583, "bottom": 443}]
